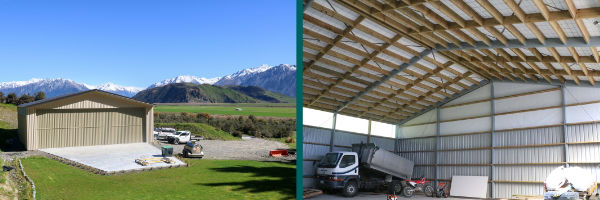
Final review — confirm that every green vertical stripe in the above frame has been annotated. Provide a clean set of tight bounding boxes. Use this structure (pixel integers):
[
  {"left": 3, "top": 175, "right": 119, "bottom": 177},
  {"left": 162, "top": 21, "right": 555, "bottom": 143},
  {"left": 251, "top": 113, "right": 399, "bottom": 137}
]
[{"left": 296, "top": 0, "right": 304, "bottom": 199}]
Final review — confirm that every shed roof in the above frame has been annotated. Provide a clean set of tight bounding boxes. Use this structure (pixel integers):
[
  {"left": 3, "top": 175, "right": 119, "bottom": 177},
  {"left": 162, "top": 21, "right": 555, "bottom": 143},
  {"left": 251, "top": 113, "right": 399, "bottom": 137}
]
[
  {"left": 303, "top": 0, "right": 600, "bottom": 125},
  {"left": 17, "top": 89, "right": 154, "bottom": 108}
]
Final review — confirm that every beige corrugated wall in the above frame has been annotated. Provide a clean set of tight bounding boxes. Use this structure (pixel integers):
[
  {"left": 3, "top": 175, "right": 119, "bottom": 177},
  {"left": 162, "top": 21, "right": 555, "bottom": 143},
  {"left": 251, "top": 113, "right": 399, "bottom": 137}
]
[
  {"left": 19, "top": 92, "right": 154, "bottom": 150},
  {"left": 35, "top": 108, "right": 145, "bottom": 149}
]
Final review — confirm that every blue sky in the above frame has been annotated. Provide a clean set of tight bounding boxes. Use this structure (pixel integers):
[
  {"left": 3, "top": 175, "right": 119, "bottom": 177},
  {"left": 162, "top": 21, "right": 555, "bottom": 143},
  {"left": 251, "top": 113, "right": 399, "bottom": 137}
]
[{"left": 0, "top": 0, "right": 295, "bottom": 88}]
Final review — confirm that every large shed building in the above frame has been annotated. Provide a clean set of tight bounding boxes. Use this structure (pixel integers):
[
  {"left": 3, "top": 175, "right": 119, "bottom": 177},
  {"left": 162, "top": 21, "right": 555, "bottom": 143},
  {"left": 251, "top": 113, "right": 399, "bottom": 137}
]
[{"left": 17, "top": 90, "right": 155, "bottom": 150}]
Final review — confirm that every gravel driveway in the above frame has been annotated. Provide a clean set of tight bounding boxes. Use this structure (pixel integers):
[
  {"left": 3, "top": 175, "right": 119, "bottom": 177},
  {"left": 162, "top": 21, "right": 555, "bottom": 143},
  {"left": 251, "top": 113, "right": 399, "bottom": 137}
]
[{"left": 152, "top": 138, "right": 296, "bottom": 162}]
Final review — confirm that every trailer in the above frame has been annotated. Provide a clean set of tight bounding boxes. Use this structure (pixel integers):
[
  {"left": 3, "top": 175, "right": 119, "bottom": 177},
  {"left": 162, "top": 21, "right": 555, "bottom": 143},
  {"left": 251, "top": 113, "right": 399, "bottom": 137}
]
[{"left": 315, "top": 142, "right": 414, "bottom": 197}]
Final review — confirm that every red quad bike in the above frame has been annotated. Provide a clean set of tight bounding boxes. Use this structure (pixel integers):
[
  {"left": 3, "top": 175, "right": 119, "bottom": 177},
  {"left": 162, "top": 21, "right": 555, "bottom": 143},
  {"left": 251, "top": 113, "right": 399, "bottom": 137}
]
[
  {"left": 403, "top": 175, "right": 434, "bottom": 197},
  {"left": 434, "top": 182, "right": 450, "bottom": 198}
]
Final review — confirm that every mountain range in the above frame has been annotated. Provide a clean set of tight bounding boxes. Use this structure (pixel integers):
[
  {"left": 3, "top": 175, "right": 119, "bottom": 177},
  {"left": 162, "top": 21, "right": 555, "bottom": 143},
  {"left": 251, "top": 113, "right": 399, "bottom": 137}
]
[
  {"left": 0, "top": 64, "right": 296, "bottom": 98},
  {"left": 133, "top": 83, "right": 294, "bottom": 103}
]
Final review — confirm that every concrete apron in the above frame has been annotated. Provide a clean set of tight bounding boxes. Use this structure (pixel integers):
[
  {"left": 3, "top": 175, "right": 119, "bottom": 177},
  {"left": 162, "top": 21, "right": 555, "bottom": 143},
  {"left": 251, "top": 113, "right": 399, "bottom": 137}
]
[{"left": 39, "top": 143, "right": 186, "bottom": 175}]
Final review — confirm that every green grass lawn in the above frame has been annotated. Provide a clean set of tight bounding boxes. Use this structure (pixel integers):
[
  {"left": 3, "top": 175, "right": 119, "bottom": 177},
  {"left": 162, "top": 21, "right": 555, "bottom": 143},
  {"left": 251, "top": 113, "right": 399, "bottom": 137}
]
[
  {"left": 22, "top": 157, "right": 295, "bottom": 200},
  {"left": 0, "top": 104, "right": 18, "bottom": 152},
  {"left": 155, "top": 105, "right": 296, "bottom": 118}
]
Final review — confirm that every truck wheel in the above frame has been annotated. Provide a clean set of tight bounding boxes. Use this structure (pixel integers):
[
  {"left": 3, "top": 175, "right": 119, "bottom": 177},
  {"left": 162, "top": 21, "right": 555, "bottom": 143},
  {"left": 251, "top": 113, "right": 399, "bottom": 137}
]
[
  {"left": 174, "top": 138, "right": 179, "bottom": 144},
  {"left": 388, "top": 181, "right": 402, "bottom": 195},
  {"left": 183, "top": 151, "right": 189, "bottom": 158},
  {"left": 342, "top": 181, "right": 358, "bottom": 197},
  {"left": 403, "top": 186, "right": 414, "bottom": 197}
]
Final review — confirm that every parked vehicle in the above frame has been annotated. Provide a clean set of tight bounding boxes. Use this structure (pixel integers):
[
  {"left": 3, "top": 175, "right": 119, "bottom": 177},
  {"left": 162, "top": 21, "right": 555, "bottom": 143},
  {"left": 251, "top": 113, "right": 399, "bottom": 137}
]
[
  {"left": 182, "top": 141, "right": 204, "bottom": 158},
  {"left": 315, "top": 142, "right": 414, "bottom": 197},
  {"left": 154, "top": 128, "right": 175, "bottom": 140},
  {"left": 403, "top": 175, "right": 434, "bottom": 197},
  {"left": 166, "top": 131, "right": 202, "bottom": 144}
]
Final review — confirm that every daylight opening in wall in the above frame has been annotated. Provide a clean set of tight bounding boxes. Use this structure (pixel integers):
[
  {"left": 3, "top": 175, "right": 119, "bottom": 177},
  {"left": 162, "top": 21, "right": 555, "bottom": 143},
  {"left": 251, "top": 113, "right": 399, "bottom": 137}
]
[
  {"left": 370, "top": 121, "right": 395, "bottom": 138},
  {"left": 302, "top": 107, "right": 333, "bottom": 128}
]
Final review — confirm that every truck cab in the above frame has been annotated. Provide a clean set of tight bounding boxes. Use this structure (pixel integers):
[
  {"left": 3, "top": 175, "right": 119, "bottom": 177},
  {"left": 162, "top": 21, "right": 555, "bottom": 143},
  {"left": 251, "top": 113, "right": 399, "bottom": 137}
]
[{"left": 316, "top": 151, "right": 359, "bottom": 197}]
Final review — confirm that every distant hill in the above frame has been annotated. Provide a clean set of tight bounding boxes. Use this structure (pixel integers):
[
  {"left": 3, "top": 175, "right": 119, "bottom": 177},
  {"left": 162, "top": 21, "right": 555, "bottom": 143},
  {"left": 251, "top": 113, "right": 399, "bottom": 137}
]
[
  {"left": 132, "top": 83, "right": 293, "bottom": 103},
  {"left": 223, "top": 85, "right": 295, "bottom": 103}
]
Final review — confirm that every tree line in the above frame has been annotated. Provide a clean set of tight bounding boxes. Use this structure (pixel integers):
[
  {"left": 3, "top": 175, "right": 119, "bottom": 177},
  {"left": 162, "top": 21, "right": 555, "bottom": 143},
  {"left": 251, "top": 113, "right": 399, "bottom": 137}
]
[
  {"left": 154, "top": 112, "right": 296, "bottom": 139},
  {"left": 0, "top": 91, "right": 46, "bottom": 105}
]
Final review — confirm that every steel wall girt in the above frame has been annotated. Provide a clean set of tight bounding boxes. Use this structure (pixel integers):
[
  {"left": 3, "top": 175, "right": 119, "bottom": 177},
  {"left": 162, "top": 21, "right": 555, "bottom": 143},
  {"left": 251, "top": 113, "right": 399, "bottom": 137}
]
[
  {"left": 398, "top": 80, "right": 491, "bottom": 125},
  {"left": 435, "top": 37, "right": 600, "bottom": 51},
  {"left": 337, "top": 49, "right": 433, "bottom": 112},
  {"left": 492, "top": 77, "right": 600, "bottom": 87}
]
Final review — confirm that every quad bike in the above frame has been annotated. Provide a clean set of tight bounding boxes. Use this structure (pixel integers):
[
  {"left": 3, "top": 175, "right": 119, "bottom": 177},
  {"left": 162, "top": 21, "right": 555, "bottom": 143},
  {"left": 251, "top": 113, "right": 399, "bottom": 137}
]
[
  {"left": 403, "top": 175, "right": 434, "bottom": 197},
  {"left": 434, "top": 182, "right": 451, "bottom": 198},
  {"left": 387, "top": 191, "right": 398, "bottom": 200}
]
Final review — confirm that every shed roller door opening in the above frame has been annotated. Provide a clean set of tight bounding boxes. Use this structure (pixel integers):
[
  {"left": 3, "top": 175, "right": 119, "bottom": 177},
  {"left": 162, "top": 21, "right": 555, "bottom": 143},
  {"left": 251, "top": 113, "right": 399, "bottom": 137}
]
[{"left": 36, "top": 108, "right": 146, "bottom": 149}]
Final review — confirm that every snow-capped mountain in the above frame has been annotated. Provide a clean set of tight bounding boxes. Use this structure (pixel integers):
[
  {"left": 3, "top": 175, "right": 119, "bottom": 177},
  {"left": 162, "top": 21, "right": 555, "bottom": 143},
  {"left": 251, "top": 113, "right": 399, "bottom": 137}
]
[
  {"left": 1, "top": 63, "right": 296, "bottom": 100},
  {"left": 147, "top": 75, "right": 221, "bottom": 89},
  {"left": 85, "top": 83, "right": 144, "bottom": 97},
  {"left": 214, "top": 64, "right": 296, "bottom": 97},
  {"left": 222, "top": 64, "right": 272, "bottom": 79},
  {"left": 0, "top": 78, "right": 143, "bottom": 98}
]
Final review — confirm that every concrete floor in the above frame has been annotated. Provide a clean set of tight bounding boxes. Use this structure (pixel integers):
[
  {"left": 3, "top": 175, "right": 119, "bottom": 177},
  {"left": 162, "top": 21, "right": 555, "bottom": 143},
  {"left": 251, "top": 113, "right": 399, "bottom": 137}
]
[
  {"left": 39, "top": 143, "right": 185, "bottom": 173},
  {"left": 308, "top": 192, "right": 472, "bottom": 200}
]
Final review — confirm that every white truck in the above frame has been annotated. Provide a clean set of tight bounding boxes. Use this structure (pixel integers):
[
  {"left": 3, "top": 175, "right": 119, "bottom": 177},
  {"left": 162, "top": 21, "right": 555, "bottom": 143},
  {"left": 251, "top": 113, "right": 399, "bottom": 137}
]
[
  {"left": 315, "top": 143, "right": 414, "bottom": 197},
  {"left": 166, "top": 131, "right": 202, "bottom": 144},
  {"left": 154, "top": 128, "right": 175, "bottom": 140}
]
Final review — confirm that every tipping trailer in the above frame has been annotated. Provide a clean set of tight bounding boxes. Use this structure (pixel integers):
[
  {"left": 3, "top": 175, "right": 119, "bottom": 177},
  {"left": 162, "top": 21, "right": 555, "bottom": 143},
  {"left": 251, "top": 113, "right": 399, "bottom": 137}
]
[{"left": 315, "top": 143, "right": 414, "bottom": 197}]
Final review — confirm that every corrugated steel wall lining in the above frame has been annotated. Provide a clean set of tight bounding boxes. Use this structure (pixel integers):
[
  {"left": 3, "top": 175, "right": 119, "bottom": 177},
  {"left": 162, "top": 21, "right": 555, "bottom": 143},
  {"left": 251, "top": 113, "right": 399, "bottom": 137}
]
[
  {"left": 413, "top": 166, "right": 435, "bottom": 179},
  {"left": 370, "top": 137, "right": 395, "bottom": 151},
  {"left": 304, "top": 126, "right": 332, "bottom": 144},
  {"left": 334, "top": 147, "right": 352, "bottom": 152},
  {"left": 494, "top": 183, "right": 545, "bottom": 199},
  {"left": 334, "top": 131, "right": 367, "bottom": 146},
  {"left": 568, "top": 144, "right": 600, "bottom": 162},
  {"left": 398, "top": 152, "right": 436, "bottom": 165},
  {"left": 303, "top": 143, "right": 329, "bottom": 160},
  {"left": 494, "top": 126, "right": 564, "bottom": 147},
  {"left": 304, "top": 178, "right": 315, "bottom": 189},
  {"left": 437, "top": 166, "right": 491, "bottom": 180},
  {"left": 398, "top": 137, "right": 436, "bottom": 151},
  {"left": 304, "top": 161, "right": 318, "bottom": 176},
  {"left": 438, "top": 149, "right": 491, "bottom": 164},
  {"left": 439, "top": 133, "right": 492, "bottom": 150},
  {"left": 495, "top": 90, "right": 561, "bottom": 113},
  {"left": 439, "top": 116, "right": 492, "bottom": 135},
  {"left": 399, "top": 123, "right": 437, "bottom": 138},
  {"left": 494, "top": 165, "right": 562, "bottom": 181},
  {"left": 493, "top": 146, "right": 565, "bottom": 164},
  {"left": 440, "top": 101, "right": 491, "bottom": 121},
  {"left": 566, "top": 123, "right": 600, "bottom": 143},
  {"left": 35, "top": 108, "right": 145, "bottom": 149}
]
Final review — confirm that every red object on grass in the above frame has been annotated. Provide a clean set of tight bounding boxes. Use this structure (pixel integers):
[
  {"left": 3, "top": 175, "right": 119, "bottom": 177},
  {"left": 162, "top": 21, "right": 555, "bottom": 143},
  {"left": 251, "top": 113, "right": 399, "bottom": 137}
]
[{"left": 269, "top": 150, "right": 289, "bottom": 157}]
